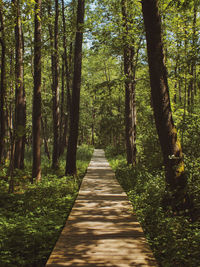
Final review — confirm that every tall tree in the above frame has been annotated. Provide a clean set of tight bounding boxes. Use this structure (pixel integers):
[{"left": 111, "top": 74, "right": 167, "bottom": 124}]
[
  {"left": 66, "top": 0, "right": 85, "bottom": 175},
  {"left": 13, "top": 0, "right": 26, "bottom": 169},
  {"left": 32, "top": 0, "right": 42, "bottom": 182},
  {"left": 121, "top": 0, "right": 136, "bottom": 165},
  {"left": 142, "top": 0, "right": 191, "bottom": 212},
  {"left": 59, "top": 0, "right": 71, "bottom": 156},
  {"left": 51, "top": 0, "right": 60, "bottom": 169},
  {"left": 188, "top": 0, "right": 198, "bottom": 110},
  {"left": 0, "top": 1, "right": 6, "bottom": 164}
]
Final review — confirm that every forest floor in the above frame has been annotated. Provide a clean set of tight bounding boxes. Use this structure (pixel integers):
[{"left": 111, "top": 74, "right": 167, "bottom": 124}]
[
  {"left": 46, "top": 149, "right": 157, "bottom": 267},
  {"left": 0, "top": 145, "right": 94, "bottom": 267}
]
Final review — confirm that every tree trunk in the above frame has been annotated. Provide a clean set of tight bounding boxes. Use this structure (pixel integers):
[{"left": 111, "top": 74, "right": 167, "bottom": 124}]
[
  {"left": 142, "top": 0, "right": 191, "bottom": 212},
  {"left": 41, "top": 117, "right": 50, "bottom": 160},
  {"left": 59, "top": 0, "right": 72, "bottom": 156},
  {"left": 13, "top": 0, "right": 26, "bottom": 169},
  {"left": 20, "top": 84, "right": 26, "bottom": 169},
  {"left": 48, "top": 0, "right": 60, "bottom": 169},
  {"left": 8, "top": 133, "right": 15, "bottom": 193},
  {"left": 32, "top": 0, "right": 42, "bottom": 182},
  {"left": 6, "top": 50, "right": 15, "bottom": 161},
  {"left": 121, "top": 0, "right": 136, "bottom": 165},
  {"left": 7, "top": 51, "right": 15, "bottom": 191},
  {"left": 173, "top": 41, "right": 180, "bottom": 105},
  {"left": 51, "top": 0, "right": 60, "bottom": 169},
  {"left": 91, "top": 104, "right": 95, "bottom": 146},
  {"left": 189, "top": 0, "right": 198, "bottom": 108},
  {"left": 59, "top": 57, "right": 65, "bottom": 155},
  {"left": 0, "top": 3, "right": 6, "bottom": 164},
  {"left": 66, "top": 0, "right": 85, "bottom": 176}
]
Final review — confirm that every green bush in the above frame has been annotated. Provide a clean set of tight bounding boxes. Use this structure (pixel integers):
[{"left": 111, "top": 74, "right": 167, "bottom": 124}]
[{"left": 105, "top": 144, "right": 125, "bottom": 158}]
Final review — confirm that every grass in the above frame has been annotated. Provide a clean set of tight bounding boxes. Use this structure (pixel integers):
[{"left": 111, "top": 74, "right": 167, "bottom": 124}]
[{"left": 0, "top": 145, "right": 93, "bottom": 267}]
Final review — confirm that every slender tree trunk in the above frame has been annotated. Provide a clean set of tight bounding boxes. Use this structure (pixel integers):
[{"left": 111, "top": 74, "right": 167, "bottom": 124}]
[
  {"left": 59, "top": 0, "right": 71, "bottom": 156},
  {"left": 142, "top": 0, "right": 191, "bottom": 212},
  {"left": 0, "top": 3, "right": 6, "bottom": 164},
  {"left": 7, "top": 50, "right": 15, "bottom": 191},
  {"left": 7, "top": 57, "right": 15, "bottom": 192},
  {"left": 20, "top": 30, "right": 26, "bottom": 169},
  {"left": 178, "top": 73, "right": 182, "bottom": 103},
  {"left": 66, "top": 0, "right": 85, "bottom": 175},
  {"left": 6, "top": 50, "right": 15, "bottom": 161},
  {"left": 41, "top": 117, "right": 50, "bottom": 160},
  {"left": 8, "top": 133, "right": 15, "bottom": 193},
  {"left": 32, "top": 0, "right": 42, "bottom": 182},
  {"left": 173, "top": 41, "right": 180, "bottom": 105},
  {"left": 13, "top": 0, "right": 26, "bottom": 169},
  {"left": 121, "top": 0, "right": 136, "bottom": 165},
  {"left": 20, "top": 84, "right": 26, "bottom": 169},
  {"left": 60, "top": 114, "right": 69, "bottom": 155},
  {"left": 91, "top": 104, "right": 95, "bottom": 146},
  {"left": 51, "top": 0, "right": 60, "bottom": 169},
  {"left": 192, "top": 0, "right": 197, "bottom": 96},
  {"left": 190, "top": 0, "right": 197, "bottom": 105},
  {"left": 59, "top": 57, "right": 65, "bottom": 155},
  {"left": 182, "top": 38, "right": 188, "bottom": 146}
]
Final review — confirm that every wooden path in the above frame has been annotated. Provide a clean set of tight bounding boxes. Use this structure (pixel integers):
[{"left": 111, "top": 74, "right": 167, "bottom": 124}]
[{"left": 45, "top": 149, "right": 157, "bottom": 267}]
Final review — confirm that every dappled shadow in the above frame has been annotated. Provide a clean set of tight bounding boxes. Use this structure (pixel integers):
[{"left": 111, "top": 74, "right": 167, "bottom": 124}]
[{"left": 45, "top": 149, "right": 157, "bottom": 267}]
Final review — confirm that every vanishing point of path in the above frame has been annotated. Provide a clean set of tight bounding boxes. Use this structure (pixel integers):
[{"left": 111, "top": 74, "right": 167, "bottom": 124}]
[{"left": 46, "top": 149, "right": 157, "bottom": 267}]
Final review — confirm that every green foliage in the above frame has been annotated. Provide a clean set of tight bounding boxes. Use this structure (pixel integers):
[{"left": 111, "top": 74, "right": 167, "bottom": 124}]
[
  {"left": 107, "top": 150, "right": 200, "bottom": 267},
  {"left": 81, "top": 47, "right": 125, "bottom": 147},
  {"left": 76, "top": 145, "right": 94, "bottom": 177},
  {"left": 0, "top": 145, "right": 93, "bottom": 267},
  {"left": 105, "top": 144, "right": 125, "bottom": 158},
  {"left": 175, "top": 112, "right": 200, "bottom": 157},
  {"left": 0, "top": 176, "right": 76, "bottom": 267}
]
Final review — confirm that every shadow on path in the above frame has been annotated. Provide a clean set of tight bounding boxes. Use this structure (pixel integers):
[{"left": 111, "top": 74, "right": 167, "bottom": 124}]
[{"left": 45, "top": 149, "right": 157, "bottom": 267}]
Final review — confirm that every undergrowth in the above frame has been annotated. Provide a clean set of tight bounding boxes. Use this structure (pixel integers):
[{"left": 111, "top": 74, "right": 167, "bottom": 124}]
[
  {"left": 0, "top": 145, "right": 93, "bottom": 267},
  {"left": 106, "top": 148, "right": 200, "bottom": 267}
]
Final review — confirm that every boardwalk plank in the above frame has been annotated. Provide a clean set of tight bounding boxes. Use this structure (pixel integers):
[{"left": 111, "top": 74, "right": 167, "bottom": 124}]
[{"left": 45, "top": 149, "right": 157, "bottom": 267}]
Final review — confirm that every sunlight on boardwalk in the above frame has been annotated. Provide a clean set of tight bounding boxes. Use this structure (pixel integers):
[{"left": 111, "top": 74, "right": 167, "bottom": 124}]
[{"left": 45, "top": 149, "right": 157, "bottom": 267}]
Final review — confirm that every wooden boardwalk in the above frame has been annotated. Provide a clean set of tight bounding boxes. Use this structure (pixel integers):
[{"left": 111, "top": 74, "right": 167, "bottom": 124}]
[{"left": 46, "top": 149, "right": 157, "bottom": 267}]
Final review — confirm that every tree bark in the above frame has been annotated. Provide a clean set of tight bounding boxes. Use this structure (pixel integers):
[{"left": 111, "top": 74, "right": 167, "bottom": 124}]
[
  {"left": 188, "top": 0, "right": 197, "bottom": 109},
  {"left": 51, "top": 0, "right": 60, "bottom": 169},
  {"left": 0, "top": 3, "right": 6, "bottom": 164},
  {"left": 121, "top": 0, "right": 136, "bottom": 165},
  {"left": 59, "top": 0, "right": 71, "bottom": 156},
  {"left": 142, "top": 0, "right": 190, "bottom": 212},
  {"left": 48, "top": 0, "right": 60, "bottom": 169},
  {"left": 66, "top": 0, "right": 85, "bottom": 176},
  {"left": 13, "top": 0, "right": 26, "bottom": 169},
  {"left": 41, "top": 116, "right": 50, "bottom": 160},
  {"left": 8, "top": 133, "right": 15, "bottom": 193},
  {"left": 91, "top": 104, "right": 95, "bottom": 146},
  {"left": 59, "top": 57, "right": 65, "bottom": 155},
  {"left": 32, "top": 0, "right": 42, "bottom": 182},
  {"left": 5, "top": 50, "right": 15, "bottom": 161},
  {"left": 20, "top": 83, "right": 26, "bottom": 169}
]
